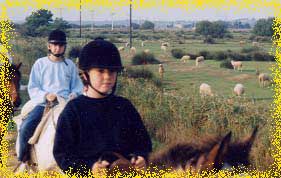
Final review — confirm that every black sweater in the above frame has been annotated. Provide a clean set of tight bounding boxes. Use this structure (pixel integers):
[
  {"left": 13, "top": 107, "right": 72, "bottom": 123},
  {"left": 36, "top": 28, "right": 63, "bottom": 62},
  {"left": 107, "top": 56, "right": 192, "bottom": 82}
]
[{"left": 53, "top": 94, "right": 152, "bottom": 175}]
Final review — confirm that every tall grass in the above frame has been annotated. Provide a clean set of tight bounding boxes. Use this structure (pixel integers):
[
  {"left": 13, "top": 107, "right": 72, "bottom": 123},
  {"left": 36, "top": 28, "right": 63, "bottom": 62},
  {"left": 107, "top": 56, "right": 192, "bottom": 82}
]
[{"left": 117, "top": 76, "right": 273, "bottom": 170}]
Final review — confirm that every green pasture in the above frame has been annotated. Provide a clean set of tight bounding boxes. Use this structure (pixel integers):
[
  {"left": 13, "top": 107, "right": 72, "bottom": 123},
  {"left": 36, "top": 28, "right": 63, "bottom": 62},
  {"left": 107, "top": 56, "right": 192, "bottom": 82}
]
[
  {"left": 131, "top": 60, "right": 275, "bottom": 101},
  {"left": 12, "top": 29, "right": 275, "bottom": 104}
]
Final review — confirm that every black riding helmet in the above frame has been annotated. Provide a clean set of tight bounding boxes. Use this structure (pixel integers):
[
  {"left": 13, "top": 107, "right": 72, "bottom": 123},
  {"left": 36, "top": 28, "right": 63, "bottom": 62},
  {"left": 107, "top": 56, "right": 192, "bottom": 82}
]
[
  {"left": 79, "top": 38, "right": 123, "bottom": 72},
  {"left": 48, "top": 29, "right": 67, "bottom": 44},
  {"left": 48, "top": 29, "right": 68, "bottom": 62},
  {"left": 79, "top": 38, "right": 123, "bottom": 96}
]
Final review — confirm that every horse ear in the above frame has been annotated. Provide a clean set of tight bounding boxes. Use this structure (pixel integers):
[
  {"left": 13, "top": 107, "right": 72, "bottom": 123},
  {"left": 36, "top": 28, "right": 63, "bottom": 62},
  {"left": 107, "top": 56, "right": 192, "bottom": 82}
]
[
  {"left": 201, "top": 131, "right": 232, "bottom": 171},
  {"left": 15, "top": 62, "right": 22, "bottom": 70},
  {"left": 242, "top": 126, "right": 258, "bottom": 149}
]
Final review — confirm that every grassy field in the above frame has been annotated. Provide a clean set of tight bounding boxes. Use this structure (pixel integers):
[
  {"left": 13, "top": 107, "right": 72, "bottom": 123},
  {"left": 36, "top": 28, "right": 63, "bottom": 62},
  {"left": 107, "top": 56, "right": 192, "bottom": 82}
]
[
  {"left": 132, "top": 60, "right": 274, "bottom": 100},
  {"left": 6, "top": 28, "right": 275, "bottom": 171}
]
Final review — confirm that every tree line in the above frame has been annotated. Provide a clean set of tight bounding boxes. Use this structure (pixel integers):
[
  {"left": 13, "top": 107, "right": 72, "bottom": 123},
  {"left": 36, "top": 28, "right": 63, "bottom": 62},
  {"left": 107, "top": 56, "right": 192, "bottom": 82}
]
[{"left": 13, "top": 9, "right": 274, "bottom": 39}]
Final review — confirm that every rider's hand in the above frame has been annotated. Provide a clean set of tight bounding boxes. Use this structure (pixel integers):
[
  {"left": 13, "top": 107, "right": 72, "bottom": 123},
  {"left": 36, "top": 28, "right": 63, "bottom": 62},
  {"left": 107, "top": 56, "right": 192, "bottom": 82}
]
[
  {"left": 130, "top": 156, "right": 146, "bottom": 170},
  {"left": 46, "top": 93, "right": 57, "bottom": 102},
  {"left": 91, "top": 160, "right": 110, "bottom": 175}
]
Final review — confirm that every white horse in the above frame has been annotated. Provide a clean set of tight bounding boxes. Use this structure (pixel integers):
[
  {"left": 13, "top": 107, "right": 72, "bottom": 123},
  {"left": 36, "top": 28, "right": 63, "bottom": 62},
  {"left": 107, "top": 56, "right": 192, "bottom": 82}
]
[{"left": 13, "top": 96, "right": 67, "bottom": 172}]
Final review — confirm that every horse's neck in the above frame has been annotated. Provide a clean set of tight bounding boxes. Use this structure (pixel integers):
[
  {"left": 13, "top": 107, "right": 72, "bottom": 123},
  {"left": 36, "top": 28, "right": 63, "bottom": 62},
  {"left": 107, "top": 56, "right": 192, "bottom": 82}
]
[{"left": 149, "top": 144, "right": 202, "bottom": 169}]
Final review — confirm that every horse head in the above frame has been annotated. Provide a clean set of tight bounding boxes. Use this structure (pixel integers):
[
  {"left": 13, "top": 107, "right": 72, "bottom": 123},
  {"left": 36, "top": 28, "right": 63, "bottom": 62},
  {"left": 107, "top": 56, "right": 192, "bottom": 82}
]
[
  {"left": 7, "top": 62, "right": 22, "bottom": 109},
  {"left": 148, "top": 126, "right": 258, "bottom": 174}
]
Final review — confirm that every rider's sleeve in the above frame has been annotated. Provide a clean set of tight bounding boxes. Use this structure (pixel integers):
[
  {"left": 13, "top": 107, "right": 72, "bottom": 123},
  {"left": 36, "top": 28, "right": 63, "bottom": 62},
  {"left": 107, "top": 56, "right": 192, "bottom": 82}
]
[
  {"left": 28, "top": 61, "right": 48, "bottom": 105},
  {"left": 53, "top": 101, "right": 96, "bottom": 176},
  {"left": 123, "top": 99, "right": 152, "bottom": 161}
]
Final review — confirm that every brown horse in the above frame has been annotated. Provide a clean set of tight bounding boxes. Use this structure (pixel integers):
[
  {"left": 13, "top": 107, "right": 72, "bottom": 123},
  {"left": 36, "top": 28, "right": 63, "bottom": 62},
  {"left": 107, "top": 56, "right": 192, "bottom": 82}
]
[
  {"left": 148, "top": 127, "right": 258, "bottom": 173},
  {"left": 97, "top": 127, "right": 257, "bottom": 176},
  {"left": 0, "top": 59, "right": 22, "bottom": 164},
  {"left": 6, "top": 62, "right": 22, "bottom": 109}
]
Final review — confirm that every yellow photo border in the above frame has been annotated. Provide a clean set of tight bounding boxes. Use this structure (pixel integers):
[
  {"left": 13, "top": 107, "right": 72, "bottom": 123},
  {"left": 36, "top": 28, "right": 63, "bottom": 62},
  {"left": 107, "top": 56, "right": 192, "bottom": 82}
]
[{"left": 0, "top": 0, "right": 280, "bottom": 177}]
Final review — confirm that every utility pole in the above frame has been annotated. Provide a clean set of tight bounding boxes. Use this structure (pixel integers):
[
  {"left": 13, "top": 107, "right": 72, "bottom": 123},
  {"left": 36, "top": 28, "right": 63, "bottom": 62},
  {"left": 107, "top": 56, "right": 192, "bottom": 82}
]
[
  {"left": 79, "top": 0, "right": 82, "bottom": 38},
  {"left": 129, "top": 0, "right": 132, "bottom": 48},
  {"left": 90, "top": 10, "right": 94, "bottom": 32},
  {"left": 111, "top": 12, "right": 115, "bottom": 31},
  {"left": 59, "top": 8, "right": 63, "bottom": 18},
  {"left": 56, "top": 8, "right": 63, "bottom": 19}
]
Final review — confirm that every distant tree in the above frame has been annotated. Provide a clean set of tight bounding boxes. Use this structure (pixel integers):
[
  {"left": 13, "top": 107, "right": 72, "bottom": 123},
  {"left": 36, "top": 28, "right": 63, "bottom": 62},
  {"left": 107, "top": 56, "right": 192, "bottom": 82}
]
[
  {"left": 51, "top": 18, "right": 71, "bottom": 31},
  {"left": 141, "top": 20, "right": 155, "bottom": 30},
  {"left": 132, "top": 23, "right": 140, "bottom": 29},
  {"left": 24, "top": 9, "right": 53, "bottom": 36},
  {"left": 195, "top": 21, "right": 213, "bottom": 37},
  {"left": 20, "top": 9, "right": 71, "bottom": 37},
  {"left": 195, "top": 20, "right": 229, "bottom": 41},
  {"left": 243, "top": 23, "right": 251, "bottom": 29},
  {"left": 252, "top": 18, "right": 274, "bottom": 36}
]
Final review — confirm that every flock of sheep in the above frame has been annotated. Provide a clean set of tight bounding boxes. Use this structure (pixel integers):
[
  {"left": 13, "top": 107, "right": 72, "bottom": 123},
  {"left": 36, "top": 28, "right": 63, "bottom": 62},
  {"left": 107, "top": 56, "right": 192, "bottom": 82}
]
[
  {"left": 117, "top": 40, "right": 271, "bottom": 97},
  {"left": 166, "top": 57, "right": 271, "bottom": 98},
  {"left": 194, "top": 61, "right": 271, "bottom": 97},
  {"left": 118, "top": 41, "right": 169, "bottom": 55}
]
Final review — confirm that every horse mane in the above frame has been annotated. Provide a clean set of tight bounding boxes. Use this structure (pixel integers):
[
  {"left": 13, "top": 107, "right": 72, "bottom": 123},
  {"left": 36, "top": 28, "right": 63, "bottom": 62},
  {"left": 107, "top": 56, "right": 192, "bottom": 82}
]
[
  {"left": 148, "top": 135, "right": 222, "bottom": 170},
  {"left": 149, "top": 130, "right": 256, "bottom": 171},
  {"left": 10, "top": 63, "right": 22, "bottom": 79}
]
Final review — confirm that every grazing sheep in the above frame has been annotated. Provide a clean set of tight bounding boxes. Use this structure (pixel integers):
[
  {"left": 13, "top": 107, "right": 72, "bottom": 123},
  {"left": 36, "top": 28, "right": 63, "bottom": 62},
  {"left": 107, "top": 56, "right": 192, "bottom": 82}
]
[
  {"left": 199, "top": 83, "right": 213, "bottom": 97},
  {"left": 159, "top": 64, "right": 164, "bottom": 80},
  {"left": 233, "top": 83, "right": 245, "bottom": 96},
  {"left": 255, "top": 68, "right": 260, "bottom": 76},
  {"left": 130, "top": 47, "right": 136, "bottom": 54},
  {"left": 125, "top": 42, "right": 129, "bottom": 47},
  {"left": 180, "top": 55, "right": 190, "bottom": 63},
  {"left": 252, "top": 41, "right": 259, "bottom": 47},
  {"left": 118, "top": 46, "right": 125, "bottom": 51},
  {"left": 239, "top": 41, "right": 245, "bottom": 46},
  {"left": 258, "top": 73, "right": 271, "bottom": 87},
  {"left": 141, "top": 41, "right": 145, "bottom": 47},
  {"left": 231, "top": 60, "right": 243, "bottom": 71},
  {"left": 161, "top": 42, "right": 169, "bottom": 47},
  {"left": 161, "top": 45, "right": 167, "bottom": 53},
  {"left": 195, "top": 56, "right": 204, "bottom": 66},
  {"left": 144, "top": 49, "right": 150, "bottom": 54}
]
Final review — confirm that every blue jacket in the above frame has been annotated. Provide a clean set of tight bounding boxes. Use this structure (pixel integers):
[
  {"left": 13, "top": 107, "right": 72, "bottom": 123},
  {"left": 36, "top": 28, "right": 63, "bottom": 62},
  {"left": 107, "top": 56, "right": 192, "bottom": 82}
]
[{"left": 28, "top": 56, "right": 83, "bottom": 105}]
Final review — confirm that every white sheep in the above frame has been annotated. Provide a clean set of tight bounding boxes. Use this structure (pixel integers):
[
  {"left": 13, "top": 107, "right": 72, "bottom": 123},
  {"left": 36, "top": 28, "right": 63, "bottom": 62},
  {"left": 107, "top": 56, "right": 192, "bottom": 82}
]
[
  {"left": 144, "top": 49, "right": 150, "bottom": 54},
  {"left": 239, "top": 41, "right": 245, "bottom": 46},
  {"left": 161, "top": 42, "right": 169, "bottom": 47},
  {"left": 161, "top": 45, "right": 167, "bottom": 53},
  {"left": 258, "top": 73, "right": 271, "bottom": 87},
  {"left": 234, "top": 83, "right": 245, "bottom": 96},
  {"left": 199, "top": 83, "right": 213, "bottom": 97},
  {"left": 159, "top": 64, "right": 164, "bottom": 80},
  {"left": 180, "top": 55, "right": 190, "bottom": 63},
  {"left": 231, "top": 60, "right": 243, "bottom": 71},
  {"left": 118, "top": 46, "right": 125, "bottom": 51},
  {"left": 130, "top": 47, "right": 136, "bottom": 54},
  {"left": 252, "top": 41, "right": 259, "bottom": 47},
  {"left": 125, "top": 42, "right": 129, "bottom": 47},
  {"left": 141, "top": 41, "right": 145, "bottom": 47},
  {"left": 195, "top": 56, "right": 204, "bottom": 66}
]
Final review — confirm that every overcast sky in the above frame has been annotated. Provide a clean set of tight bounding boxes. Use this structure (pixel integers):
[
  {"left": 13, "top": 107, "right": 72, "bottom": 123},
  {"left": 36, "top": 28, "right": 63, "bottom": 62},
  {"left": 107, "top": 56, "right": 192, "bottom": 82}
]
[{"left": 1, "top": 2, "right": 276, "bottom": 22}]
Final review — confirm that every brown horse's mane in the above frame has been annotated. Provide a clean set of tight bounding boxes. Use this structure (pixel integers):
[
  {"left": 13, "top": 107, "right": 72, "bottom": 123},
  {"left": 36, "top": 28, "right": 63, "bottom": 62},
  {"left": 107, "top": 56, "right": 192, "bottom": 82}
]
[
  {"left": 149, "top": 135, "right": 222, "bottom": 170},
  {"left": 148, "top": 131, "right": 256, "bottom": 171},
  {"left": 9, "top": 64, "right": 22, "bottom": 82}
]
